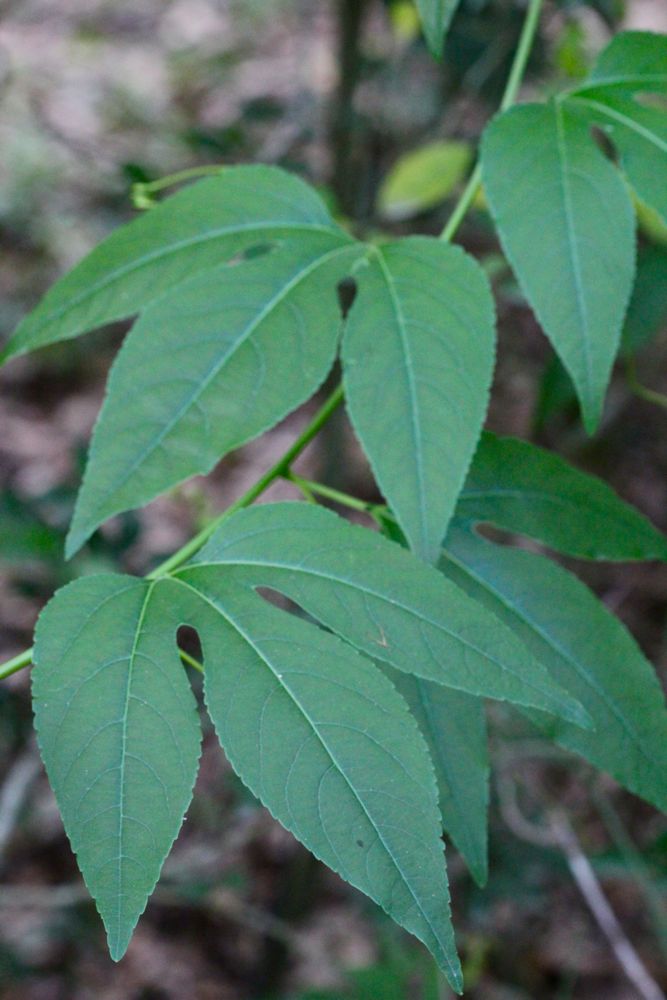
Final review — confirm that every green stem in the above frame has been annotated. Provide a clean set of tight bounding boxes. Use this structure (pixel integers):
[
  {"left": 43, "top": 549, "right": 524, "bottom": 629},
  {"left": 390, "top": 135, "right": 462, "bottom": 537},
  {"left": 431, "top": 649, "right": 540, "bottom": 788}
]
[
  {"left": 440, "top": 0, "right": 544, "bottom": 242},
  {"left": 148, "top": 384, "right": 345, "bottom": 578},
  {"left": 0, "top": 647, "right": 34, "bottom": 681},
  {"left": 285, "top": 472, "right": 375, "bottom": 514},
  {"left": 0, "top": 386, "right": 345, "bottom": 681},
  {"left": 440, "top": 164, "right": 482, "bottom": 243},
  {"left": 179, "top": 648, "right": 204, "bottom": 674},
  {"left": 626, "top": 358, "right": 667, "bottom": 412},
  {"left": 132, "top": 165, "right": 225, "bottom": 208}
]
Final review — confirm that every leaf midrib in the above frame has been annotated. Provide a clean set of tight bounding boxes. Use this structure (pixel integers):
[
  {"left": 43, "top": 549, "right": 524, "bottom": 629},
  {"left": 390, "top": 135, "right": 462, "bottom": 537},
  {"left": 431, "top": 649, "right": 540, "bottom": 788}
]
[
  {"left": 15, "top": 222, "right": 349, "bottom": 346},
  {"left": 375, "top": 248, "right": 429, "bottom": 558},
  {"left": 553, "top": 101, "right": 593, "bottom": 402},
  {"left": 440, "top": 538, "right": 658, "bottom": 769},
  {"left": 173, "top": 575, "right": 458, "bottom": 981},
  {"left": 82, "top": 242, "right": 357, "bottom": 517},
  {"left": 178, "top": 557, "right": 574, "bottom": 712},
  {"left": 569, "top": 96, "right": 667, "bottom": 154},
  {"left": 111, "top": 578, "right": 156, "bottom": 957}
]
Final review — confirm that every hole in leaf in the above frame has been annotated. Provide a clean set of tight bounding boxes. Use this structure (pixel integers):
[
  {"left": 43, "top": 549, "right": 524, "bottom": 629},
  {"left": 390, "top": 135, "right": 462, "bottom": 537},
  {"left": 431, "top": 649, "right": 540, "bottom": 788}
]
[
  {"left": 253, "top": 586, "right": 327, "bottom": 632},
  {"left": 588, "top": 124, "right": 617, "bottom": 164},
  {"left": 177, "top": 624, "right": 203, "bottom": 665},
  {"left": 337, "top": 276, "right": 358, "bottom": 318}
]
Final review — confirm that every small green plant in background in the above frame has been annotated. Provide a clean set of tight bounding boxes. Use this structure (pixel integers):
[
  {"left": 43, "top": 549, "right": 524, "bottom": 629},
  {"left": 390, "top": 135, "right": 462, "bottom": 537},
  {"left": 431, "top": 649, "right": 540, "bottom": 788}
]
[{"left": 1, "top": 3, "right": 666, "bottom": 994}]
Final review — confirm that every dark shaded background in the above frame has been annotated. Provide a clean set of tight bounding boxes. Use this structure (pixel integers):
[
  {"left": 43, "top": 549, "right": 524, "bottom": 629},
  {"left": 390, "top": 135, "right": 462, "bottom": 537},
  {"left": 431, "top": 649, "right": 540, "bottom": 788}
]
[{"left": 1, "top": 1, "right": 666, "bottom": 997}]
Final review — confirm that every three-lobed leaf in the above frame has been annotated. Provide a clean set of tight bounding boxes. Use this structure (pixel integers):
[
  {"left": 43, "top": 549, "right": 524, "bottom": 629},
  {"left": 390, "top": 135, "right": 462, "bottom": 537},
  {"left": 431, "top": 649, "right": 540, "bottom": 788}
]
[
  {"left": 32, "top": 575, "right": 201, "bottom": 960},
  {"left": 343, "top": 239, "right": 496, "bottom": 564},
  {"left": 441, "top": 525, "right": 667, "bottom": 814},
  {"left": 457, "top": 432, "right": 667, "bottom": 561},
  {"left": 66, "top": 235, "right": 363, "bottom": 556}
]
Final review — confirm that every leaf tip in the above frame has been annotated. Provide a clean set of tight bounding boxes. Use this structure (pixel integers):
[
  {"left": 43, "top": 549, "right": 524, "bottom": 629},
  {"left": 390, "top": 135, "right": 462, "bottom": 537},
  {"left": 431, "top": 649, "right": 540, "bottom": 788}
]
[
  {"left": 64, "top": 526, "right": 86, "bottom": 562},
  {"left": 107, "top": 928, "right": 133, "bottom": 963}
]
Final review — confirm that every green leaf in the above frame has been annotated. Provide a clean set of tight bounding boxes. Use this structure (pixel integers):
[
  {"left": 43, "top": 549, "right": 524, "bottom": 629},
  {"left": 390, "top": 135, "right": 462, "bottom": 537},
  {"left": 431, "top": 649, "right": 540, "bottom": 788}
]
[
  {"left": 2, "top": 166, "right": 346, "bottom": 363},
  {"left": 32, "top": 575, "right": 201, "bottom": 960},
  {"left": 622, "top": 244, "right": 667, "bottom": 355},
  {"left": 376, "top": 517, "right": 489, "bottom": 886},
  {"left": 377, "top": 142, "right": 472, "bottom": 220},
  {"left": 440, "top": 525, "right": 667, "bottom": 814},
  {"left": 575, "top": 95, "right": 666, "bottom": 223},
  {"left": 187, "top": 502, "right": 589, "bottom": 726},
  {"left": 391, "top": 674, "right": 489, "bottom": 886},
  {"left": 169, "top": 575, "right": 463, "bottom": 990},
  {"left": 66, "top": 236, "right": 362, "bottom": 556},
  {"left": 416, "top": 0, "right": 461, "bottom": 57},
  {"left": 582, "top": 31, "right": 667, "bottom": 96},
  {"left": 343, "top": 238, "right": 495, "bottom": 564},
  {"left": 481, "top": 99, "right": 636, "bottom": 432},
  {"left": 456, "top": 432, "right": 667, "bottom": 561}
]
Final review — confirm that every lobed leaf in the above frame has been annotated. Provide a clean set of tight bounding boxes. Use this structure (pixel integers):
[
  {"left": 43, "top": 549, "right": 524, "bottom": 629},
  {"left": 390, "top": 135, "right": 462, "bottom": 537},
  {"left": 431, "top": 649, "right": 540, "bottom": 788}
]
[
  {"left": 440, "top": 525, "right": 667, "bottom": 813},
  {"left": 2, "top": 166, "right": 346, "bottom": 363},
  {"left": 168, "top": 575, "right": 463, "bottom": 990},
  {"left": 32, "top": 575, "right": 201, "bottom": 960},
  {"left": 66, "top": 236, "right": 362, "bottom": 556},
  {"left": 457, "top": 432, "right": 667, "bottom": 561},
  {"left": 481, "top": 99, "right": 636, "bottom": 432},
  {"left": 186, "top": 502, "right": 589, "bottom": 726},
  {"left": 343, "top": 238, "right": 495, "bottom": 564}
]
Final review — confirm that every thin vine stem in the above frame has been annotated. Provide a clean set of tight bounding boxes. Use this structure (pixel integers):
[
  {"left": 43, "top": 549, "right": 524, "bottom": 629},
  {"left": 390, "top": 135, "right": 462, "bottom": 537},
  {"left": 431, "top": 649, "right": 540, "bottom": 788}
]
[
  {"left": 0, "top": 0, "right": 547, "bottom": 683},
  {"left": 0, "top": 648, "right": 33, "bottom": 681},
  {"left": 440, "top": 0, "right": 544, "bottom": 243},
  {"left": 626, "top": 357, "right": 667, "bottom": 412},
  {"left": 285, "top": 472, "right": 376, "bottom": 515}
]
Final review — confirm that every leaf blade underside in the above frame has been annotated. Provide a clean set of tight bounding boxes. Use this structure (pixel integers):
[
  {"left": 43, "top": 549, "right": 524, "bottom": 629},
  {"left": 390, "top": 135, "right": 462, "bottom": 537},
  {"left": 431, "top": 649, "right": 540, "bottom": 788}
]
[
  {"left": 32, "top": 575, "right": 201, "bottom": 960},
  {"left": 169, "top": 574, "right": 463, "bottom": 990},
  {"left": 343, "top": 238, "right": 495, "bottom": 564},
  {"left": 187, "top": 502, "right": 589, "bottom": 726},
  {"left": 440, "top": 525, "right": 667, "bottom": 814},
  {"left": 481, "top": 100, "right": 635, "bottom": 432},
  {"left": 2, "top": 166, "right": 347, "bottom": 363},
  {"left": 66, "top": 236, "right": 362, "bottom": 556}
]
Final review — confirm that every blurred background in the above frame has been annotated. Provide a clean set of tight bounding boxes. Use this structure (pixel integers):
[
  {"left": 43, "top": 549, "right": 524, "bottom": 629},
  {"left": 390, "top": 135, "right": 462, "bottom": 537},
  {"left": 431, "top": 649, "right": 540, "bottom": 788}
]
[{"left": 1, "top": 1, "right": 667, "bottom": 997}]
